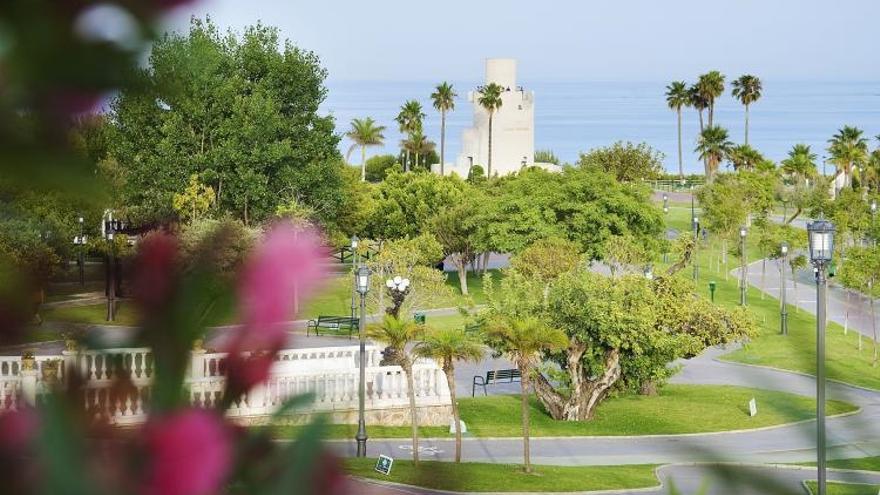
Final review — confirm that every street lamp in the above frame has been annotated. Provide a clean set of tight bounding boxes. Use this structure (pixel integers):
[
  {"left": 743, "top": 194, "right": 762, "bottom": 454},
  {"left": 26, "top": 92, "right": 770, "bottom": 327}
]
[
  {"left": 739, "top": 226, "right": 748, "bottom": 306},
  {"left": 76, "top": 215, "right": 86, "bottom": 287},
  {"left": 350, "top": 235, "right": 359, "bottom": 330},
  {"left": 104, "top": 214, "right": 117, "bottom": 322},
  {"left": 355, "top": 264, "right": 371, "bottom": 457},
  {"left": 662, "top": 193, "right": 669, "bottom": 214},
  {"left": 780, "top": 242, "right": 789, "bottom": 336},
  {"left": 692, "top": 215, "right": 700, "bottom": 281},
  {"left": 871, "top": 200, "right": 877, "bottom": 246},
  {"left": 808, "top": 216, "right": 835, "bottom": 495}
]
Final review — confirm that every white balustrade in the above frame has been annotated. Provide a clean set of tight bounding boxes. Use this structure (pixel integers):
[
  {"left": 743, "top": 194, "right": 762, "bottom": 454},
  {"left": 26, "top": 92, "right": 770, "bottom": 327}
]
[{"left": 0, "top": 345, "right": 450, "bottom": 423}]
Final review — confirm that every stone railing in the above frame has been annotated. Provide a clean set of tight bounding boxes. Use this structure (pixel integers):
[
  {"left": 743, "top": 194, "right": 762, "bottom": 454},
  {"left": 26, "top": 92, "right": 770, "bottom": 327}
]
[{"left": 0, "top": 345, "right": 451, "bottom": 426}]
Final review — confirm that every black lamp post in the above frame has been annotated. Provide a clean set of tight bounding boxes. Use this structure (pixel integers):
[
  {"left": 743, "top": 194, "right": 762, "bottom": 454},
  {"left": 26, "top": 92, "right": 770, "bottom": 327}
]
[
  {"left": 780, "top": 242, "right": 789, "bottom": 336},
  {"left": 871, "top": 200, "right": 877, "bottom": 246},
  {"left": 692, "top": 215, "right": 700, "bottom": 281},
  {"left": 104, "top": 217, "right": 116, "bottom": 322},
  {"left": 350, "top": 235, "right": 359, "bottom": 327},
  {"left": 355, "top": 265, "right": 371, "bottom": 457},
  {"left": 739, "top": 226, "right": 748, "bottom": 306},
  {"left": 808, "top": 216, "right": 835, "bottom": 495},
  {"left": 77, "top": 215, "right": 85, "bottom": 287}
]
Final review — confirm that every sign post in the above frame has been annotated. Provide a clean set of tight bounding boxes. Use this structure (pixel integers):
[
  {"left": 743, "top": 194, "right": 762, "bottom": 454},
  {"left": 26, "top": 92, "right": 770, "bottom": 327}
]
[{"left": 375, "top": 455, "right": 394, "bottom": 476}]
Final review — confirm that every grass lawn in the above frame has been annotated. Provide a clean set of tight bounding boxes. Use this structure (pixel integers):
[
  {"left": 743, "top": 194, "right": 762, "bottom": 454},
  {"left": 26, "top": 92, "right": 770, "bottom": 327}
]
[
  {"left": 798, "top": 456, "right": 880, "bottom": 472},
  {"left": 662, "top": 206, "right": 880, "bottom": 391},
  {"left": 343, "top": 459, "right": 659, "bottom": 493},
  {"left": 271, "top": 384, "right": 854, "bottom": 439},
  {"left": 805, "top": 481, "right": 880, "bottom": 495},
  {"left": 40, "top": 301, "right": 141, "bottom": 326}
]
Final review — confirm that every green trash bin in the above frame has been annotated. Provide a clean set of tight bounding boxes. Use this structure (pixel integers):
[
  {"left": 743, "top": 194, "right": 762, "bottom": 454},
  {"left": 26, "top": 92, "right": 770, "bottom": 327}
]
[{"left": 414, "top": 312, "right": 426, "bottom": 325}]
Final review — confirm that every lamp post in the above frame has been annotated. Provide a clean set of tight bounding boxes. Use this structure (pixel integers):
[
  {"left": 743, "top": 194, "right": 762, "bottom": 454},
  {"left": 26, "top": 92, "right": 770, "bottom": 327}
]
[
  {"left": 662, "top": 193, "right": 668, "bottom": 214},
  {"left": 692, "top": 215, "right": 700, "bottom": 281},
  {"left": 355, "top": 265, "right": 371, "bottom": 457},
  {"left": 871, "top": 200, "right": 877, "bottom": 247},
  {"left": 350, "top": 235, "right": 359, "bottom": 325},
  {"left": 708, "top": 281, "right": 716, "bottom": 302},
  {"left": 76, "top": 215, "right": 85, "bottom": 287},
  {"left": 104, "top": 214, "right": 117, "bottom": 322},
  {"left": 739, "top": 226, "right": 748, "bottom": 306},
  {"left": 780, "top": 242, "right": 789, "bottom": 336},
  {"left": 808, "top": 217, "right": 835, "bottom": 495}
]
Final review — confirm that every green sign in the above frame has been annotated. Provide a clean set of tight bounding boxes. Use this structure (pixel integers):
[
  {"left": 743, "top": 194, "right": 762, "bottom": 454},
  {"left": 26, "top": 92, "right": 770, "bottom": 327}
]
[{"left": 375, "top": 455, "right": 394, "bottom": 475}]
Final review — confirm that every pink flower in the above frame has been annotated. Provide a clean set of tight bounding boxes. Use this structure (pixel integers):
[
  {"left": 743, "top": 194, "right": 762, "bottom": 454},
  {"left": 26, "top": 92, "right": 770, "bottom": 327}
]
[
  {"left": 132, "top": 233, "right": 179, "bottom": 312},
  {"left": 0, "top": 409, "right": 38, "bottom": 452},
  {"left": 143, "top": 409, "right": 231, "bottom": 495}
]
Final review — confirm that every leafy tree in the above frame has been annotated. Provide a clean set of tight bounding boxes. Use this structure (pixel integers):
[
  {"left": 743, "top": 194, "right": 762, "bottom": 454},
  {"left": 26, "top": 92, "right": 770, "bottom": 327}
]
[
  {"left": 171, "top": 174, "right": 215, "bottom": 222},
  {"left": 697, "top": 71, "right": 725, "bottom": 127},
  {"left": 781, "top": 144, "right": 818, "bottom": 187},
  {"left": 731, "top": 75, "right": 762, "bottom": 145},
  {"left": 828, "top": 126, "right": 869, "bottom": 193},
  {"left": 395, "top": 100, "right": 425, "bottom": 172},
  {"left": 415, "top": 327, "right": 483, "bottom": 462},
  {"left": 366, "top": 170, "right": 465, "bottom": 240},
  {"left": 366, "top": 316, "right": 425, "bottom": 464},
  {"left": 431, "top": 82, "right": 457, "bottom": 175},
  {"left": 364, "top": 154, "right": 402, "bottom": 182},
  {"left": 838, "top": 246, "right": 880, "bottom": 364},
  {"left": 484, "top": 316, "right": 567, "bottom": 473},
  {"left": 477, "top": 83, "right": 504, "bottom": 177},
  {"left": 602, "top": 234, "right": 649, "bottom": 277},
  {"left": 345, "top": 117, "right": 386, "bottom": 182},
  {"left": 430, "top": 191, "right": 483, "bottom": 295},
  {"left": 576, "top": 141, "right": 664, "bottom": 182},
  {"left": 688, "top": 84, "right": 709, "bottom": 132},
  {"left": 665, "top": 81, "right": 690, "bottom": 179},
  {"left": 110, "top": 19, "right": 344, "bottom": 227},
  {"left": 727, "top": 144, "right": 764, "bottom": 172},
  {"left": 696, "top": 126, "right": 732, "bottom": 179},
  {"left": 534, "top": 149, "right": 560, "bottom": 165},
  {"left": 400, "top": 127, "right": 435, "bottom": 172},
  {"left": 509, "top": 237, "right": 582, "bottom": 301},
  {"left": 755, "top": 221, "right": 804, "bottom": 298}
]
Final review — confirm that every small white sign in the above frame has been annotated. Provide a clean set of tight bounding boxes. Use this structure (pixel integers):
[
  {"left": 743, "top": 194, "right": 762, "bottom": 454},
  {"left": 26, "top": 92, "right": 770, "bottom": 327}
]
[
  {"left": 449, "top": 419, "right": 467, "bottom": 434},
  {"left": 749, "top": 398, "right": 758, "bottom": 417}
]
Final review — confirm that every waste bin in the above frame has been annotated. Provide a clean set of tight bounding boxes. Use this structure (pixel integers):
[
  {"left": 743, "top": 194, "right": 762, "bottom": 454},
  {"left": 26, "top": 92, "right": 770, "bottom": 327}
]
[{"left": 414, "top": 312, "right": 426, "bottom": 325}]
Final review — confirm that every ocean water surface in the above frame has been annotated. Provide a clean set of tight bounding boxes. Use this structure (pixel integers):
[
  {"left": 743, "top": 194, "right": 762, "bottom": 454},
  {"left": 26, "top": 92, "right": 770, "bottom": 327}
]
[{"left": 322, "top": 80, "right": 880, "bottom": 175}]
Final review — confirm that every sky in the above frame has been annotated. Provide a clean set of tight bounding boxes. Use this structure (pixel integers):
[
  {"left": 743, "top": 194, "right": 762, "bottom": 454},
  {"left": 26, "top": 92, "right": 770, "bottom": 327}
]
[{"left": 162, "top": 0, "right": 880, "bottom": 83}]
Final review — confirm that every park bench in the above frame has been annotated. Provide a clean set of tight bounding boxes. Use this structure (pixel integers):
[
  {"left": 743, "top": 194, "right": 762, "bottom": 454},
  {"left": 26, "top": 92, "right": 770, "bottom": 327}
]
[
  {"left": 472, "top": 369, "right": 521, "bottom": 397},
  {"left": 307, "top": 316, "right": 358, "bottom": 338}
]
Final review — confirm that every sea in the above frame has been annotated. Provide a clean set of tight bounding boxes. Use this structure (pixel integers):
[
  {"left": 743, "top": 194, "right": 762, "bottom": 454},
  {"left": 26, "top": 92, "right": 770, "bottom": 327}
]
[{"left": 321, "top": 80, "right": 880, "bottom": 176}]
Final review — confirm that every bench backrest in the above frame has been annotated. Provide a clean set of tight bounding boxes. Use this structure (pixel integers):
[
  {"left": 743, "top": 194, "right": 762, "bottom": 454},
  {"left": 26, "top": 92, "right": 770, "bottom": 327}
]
[{"left": 487, "top": 369, "right": 521, "bottom": 381}]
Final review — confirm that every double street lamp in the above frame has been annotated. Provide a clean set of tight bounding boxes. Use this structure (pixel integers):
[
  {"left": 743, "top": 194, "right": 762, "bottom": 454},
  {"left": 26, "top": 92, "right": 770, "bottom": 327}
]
[
  {"left": 780, "top": 242, "right": 789, "bottom": 336},
  {"left": 739, "top": 226, "right": 748, "bottom": 306},
  {"left": 355, "top": 264, "right": 371, "bottom": 457},
  {"left": 662, "top": 193, "right": 668, "bottom": 214},
  {"left": 350, "top": 236, "right": 359, "bottom": 326},
  {"left": 808, "top": 217, "right": 835, "bottom": 495}
]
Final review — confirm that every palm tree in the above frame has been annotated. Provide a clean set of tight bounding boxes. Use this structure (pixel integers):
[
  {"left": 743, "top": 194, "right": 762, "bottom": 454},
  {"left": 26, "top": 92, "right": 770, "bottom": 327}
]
[
  {"left": 399, "top": 127, "right": 436, "bottom": 172},
  {"left": 345, "top": 117, "right": 386, "bottom": 182},
  {"left": 366, "top": 316, "right": 424, "bottom": 464},
  {"left": 665, "top": 81, "right": 690, "bottom": 180},
  {"left": 477, "top": 83, "right": 504, "bottom": 177},
  {"left": 415, "top": 327, "right": 483, "bottom": 463},
  {"left": 731, "top": 75, "right": 762, "bottom": 145},
  {"left": 485, "top": 316, "right": 567, "bottom": 474},
  {"left": 688, "top": 84, "right": 709, "bottom": 132},
  {"left": 828, "top": 125, "right": 869, "bottom": 192},
  {"left": 727, "top": 144, "right": 764, "bottom": 171},
  {"left": 781, "top": 144, "right": 817, "bottom": 186},
  {"left": 431, "top": 82, "right": 457, "bottom": 175},
  {"left": 395, "top": 100, "right": 425, "bottom": 172},
  {"left": 697, "top": 71, "right": 725, "bottom": 127},
  {"left": 695, "top": 126, "right": 732, "bottom": 179}
]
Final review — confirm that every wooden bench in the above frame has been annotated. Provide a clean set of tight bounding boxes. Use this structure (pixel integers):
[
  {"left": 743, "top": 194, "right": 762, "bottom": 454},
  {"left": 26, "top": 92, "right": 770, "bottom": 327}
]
[
  {"left": 307, "top": 316, "right": 358, "bottom": 339},
  {"left": 472, "top": 369, "right": 521, "bottom": 397}
]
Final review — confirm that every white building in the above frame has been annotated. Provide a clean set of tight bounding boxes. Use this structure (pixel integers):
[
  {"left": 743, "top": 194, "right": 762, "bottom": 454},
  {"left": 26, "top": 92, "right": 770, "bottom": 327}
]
[{"left": 437, "top": 58, "right": 558, "bottom": 177}]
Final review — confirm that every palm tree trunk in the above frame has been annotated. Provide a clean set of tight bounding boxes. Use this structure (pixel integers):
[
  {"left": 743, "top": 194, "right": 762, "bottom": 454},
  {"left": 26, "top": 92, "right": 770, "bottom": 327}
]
[
  {"left": 698, "top": 110, "right": 704, "bottom": 133},
  {"left": 361, "top": 145, "right": 367, "bottom": 182},
  {"left": 444, "top": 366, "right": 462, "bottom": 463},
  {"left": 708, "top": 101, "right": 714, "bottom": 127},
  {"left": 676, "top": 108, "right": 683, "bottom": 179},
  {"left": 404, "top": 361, "right": 420, "bottom": 465},
  {"left": 520, "top": 367, "right": 531, "bottom": 473},
  {"left": 487, "top": 114, "right": 493, "bottom": 178},
  {"left": 744, "top": 104, "right": 750, "bottom": 146},
  {"left": 440, "top": 111, "right": 446, "bottom": 176}
]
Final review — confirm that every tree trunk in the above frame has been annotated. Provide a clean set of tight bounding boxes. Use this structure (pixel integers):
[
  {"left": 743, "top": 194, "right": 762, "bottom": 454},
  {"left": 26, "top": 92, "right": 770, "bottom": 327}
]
[
  {"left": 744, "top": 104, "right": 750, "bottom": 146},
  {"left": 361, "top": 145, "right": 367, "bottom": 182},
  {"left": 677, "top": 108, "right": 683, "bottom": 180},
  {"left": 405, "top": 151, "right": 410, "bottom": 173},
  {"left": 639, "top": 380, "right": 658, "bottom": 396},
  {"left": 444, "top": 365, "right": 462, "bottom": 462},
  {"left": 456, "top": 256, "right": 469, "bottom": 296},
  {"left": 243, "top": 196, "right": 249, "bottom": 226},
  {"left": 698, "top": 109, "right": 704, "bottom": 133},
  {"left": 519, "top": 366, "right": 532, "bottom": 473},
  {"left": 482, "top": 252, "right": 490, "bottom": 275},
  {"left": 532, "top": 345, "right": 622, "bottom": 421},
  {"left": 487, "top": 114, "right": 493, "bottom": 178},
  {"left": 440, "top": 112, "right": 446, "bottom": 176},
  {"left": 708, "top": 101, "right": 714, "bottom": 127},
  {"left": 403, "top": 361, "right": 420, "bottom": 465}
]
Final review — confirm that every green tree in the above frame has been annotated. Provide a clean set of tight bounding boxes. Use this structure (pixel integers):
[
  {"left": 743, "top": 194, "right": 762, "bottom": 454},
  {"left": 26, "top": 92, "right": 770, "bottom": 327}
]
[
  {"left": 367, "top": 170, "right": 465, "bottom": 240},
  {"left": 345, "top": 117, "right": 386, "bottom": 182},
  {"left": 828, "top": 126, "right": 869, "bottom": 193},
  {"left": 401, "top": 127, "right": 436, "bottom": 172},
  {"left": 839, "top": 246, "right": 880, "bottom": 364},
  {"left": 697, "top": 71, "right": 725, "bottom": 127},
  {"left": 576, "top": 141, "right": 664, "bottom": 182},
  {"left": 696, "top": 126, "right": 733, "bottom": 179},
  {"left": 366, "top": 316, "right": 425, "bottom": 464},
  {"left": 602, "top": 234, "right": 649, "bottom": 277},
  {"left": 477, "top": 83, "right": 504, "bottom": 177},
  {"left": 665, "top": 81, "right": 690, "bottom": 179},
  {"left": 688, "top": 84, "right": 709, "bottom": 132},
  {"left": 430, "top": 191, "right": 482, "bottom": 295},
  {"left": 508, "top": 237, "right": 582, "bottom": 302},
  {"left": 534, "top": 149, "right": 560, "bottom": 165},
  {"left": 484, "top": 316, "right": 567, "bottom": 473},
  {"left": 415, "top": 326, "right": 483, "bottom": 462},
  {"left": 364, "top": 154, "right": 402, "bottom": 182},
  {"left": 731, "top": 75, "right": 762, "bottom": 145},
  {"left": 431, "top": 82, "right": 457, "bottom": 175},
  {"left": 172, "top": 174, "right": 215, "bottom": 222},
  {"left": 727, "top": 144, "right": 765, "bottom": 172},
  {"left": 395, "top": 100, "right": 425, "bottom": 172},
  {"left": 781, "top": 144, "right": 818, "bottom": 187}
]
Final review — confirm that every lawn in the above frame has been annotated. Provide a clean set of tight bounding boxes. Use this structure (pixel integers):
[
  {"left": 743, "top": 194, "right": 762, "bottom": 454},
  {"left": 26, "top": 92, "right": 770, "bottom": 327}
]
[
  {"left": 662, "top": 205, "right": 880, "bottom": 391},
  {"left": 271, "top": 384, "right": 854, "bottom": 439},
  {"left": 344, "top": 459, "right": 659, "bottom": 493},
  {"left": 799, "top": 456, "right": 880, "bottom": 472},
  {"left": 805, "top": 481, "right": 880, "bottom": 495}
]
